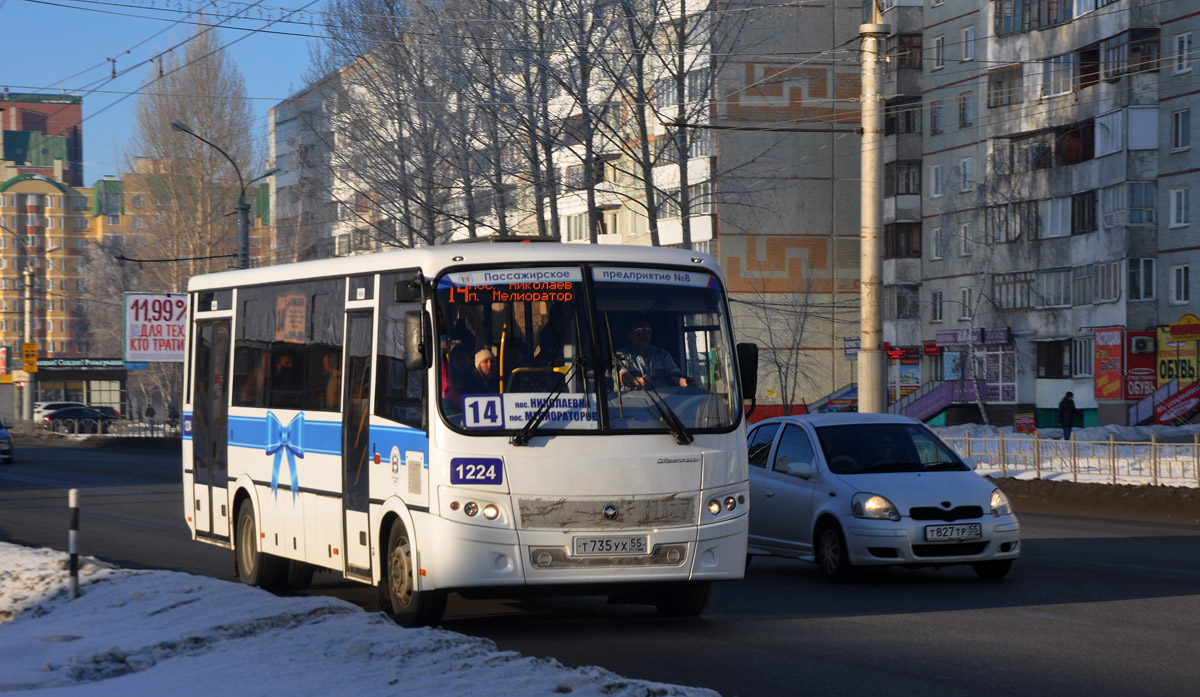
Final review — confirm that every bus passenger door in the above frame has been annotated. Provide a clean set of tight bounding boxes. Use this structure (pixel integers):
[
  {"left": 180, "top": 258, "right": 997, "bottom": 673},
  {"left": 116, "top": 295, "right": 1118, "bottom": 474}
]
[
  {"left": 192, "top": 320, "right": 231, "bottom": 540},
  {"left": 342, "top": 310, "right": 373, "bottom": 578}
]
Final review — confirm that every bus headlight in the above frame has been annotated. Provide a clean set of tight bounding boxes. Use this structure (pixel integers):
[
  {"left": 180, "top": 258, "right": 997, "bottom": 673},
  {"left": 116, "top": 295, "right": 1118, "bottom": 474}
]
[
  {"left": 463, "top": 502, "right": 479, "bottom": 517},
  {"left": 707, "top": 500, "right": 722, "bottom": 515},
  {"left": 482, "top": 504, "right": 499, "bottom": 520}
]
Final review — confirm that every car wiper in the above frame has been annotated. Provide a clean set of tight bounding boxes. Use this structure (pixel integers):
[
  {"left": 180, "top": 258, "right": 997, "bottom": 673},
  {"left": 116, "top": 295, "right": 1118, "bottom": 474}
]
[
  {"left": 923, "top": 460, "right": 967, "bottom": 471},
  {"left": 510, "top": 357, "right": 581, "bottom": 447}
]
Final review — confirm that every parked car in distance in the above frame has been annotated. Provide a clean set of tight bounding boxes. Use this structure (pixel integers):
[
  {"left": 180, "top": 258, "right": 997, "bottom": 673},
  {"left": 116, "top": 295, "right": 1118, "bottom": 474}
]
[
  {"left": 89, "top": 406, "right": 122, "bottom": 419},
  {"left": 746, "top": 413, "right": 1020, "bottom": 582},
  {"left": 33, "top": 401, "right": 88, "bottom": 421},
  {"left": 0, "top": 421, "right": 13, "bottom": 464},
  {"left": 41, "top": 407, "right": 119, "bottom": 433}
]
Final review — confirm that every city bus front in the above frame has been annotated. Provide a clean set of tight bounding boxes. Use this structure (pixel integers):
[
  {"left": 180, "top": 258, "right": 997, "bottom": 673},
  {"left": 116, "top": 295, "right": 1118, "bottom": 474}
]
[{"left": 410, "top": 259, "right": 751, "bottom": 614}]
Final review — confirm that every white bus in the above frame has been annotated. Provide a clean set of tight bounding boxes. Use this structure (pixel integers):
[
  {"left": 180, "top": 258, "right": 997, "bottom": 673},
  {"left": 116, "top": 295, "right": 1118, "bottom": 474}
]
[{"left": 182, "top": 240, "right": 757, "bottom": 626}]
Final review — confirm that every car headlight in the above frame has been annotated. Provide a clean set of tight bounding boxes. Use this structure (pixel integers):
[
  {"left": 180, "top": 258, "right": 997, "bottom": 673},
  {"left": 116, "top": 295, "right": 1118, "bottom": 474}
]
[
  {"left": 990, "top": 488, "right": 1014, "bottom": 517},
  {"left": 851, "top": 492, "right": 900, "bottom": 521}
]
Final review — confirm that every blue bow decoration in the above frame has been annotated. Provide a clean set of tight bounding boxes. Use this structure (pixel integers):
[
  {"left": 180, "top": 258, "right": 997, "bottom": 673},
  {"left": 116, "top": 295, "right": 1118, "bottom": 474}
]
[{"left": 266, "top": 411, "right": 305, "bottom": 501}]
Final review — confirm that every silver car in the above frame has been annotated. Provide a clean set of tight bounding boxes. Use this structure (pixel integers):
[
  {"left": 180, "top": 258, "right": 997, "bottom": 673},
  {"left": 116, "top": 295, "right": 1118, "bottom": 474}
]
[
  {"left": 746, "top": 413, "right": 1020, "bottom": 581},
  {"left": 0, "top": 421, "right": 13, "bottom": 464}
]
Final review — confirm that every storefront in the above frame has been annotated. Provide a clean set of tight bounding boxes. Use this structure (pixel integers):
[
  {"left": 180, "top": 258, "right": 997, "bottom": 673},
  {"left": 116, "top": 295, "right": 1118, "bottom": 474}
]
[{"left": 14, "top": 358, "right": 127, "bottom": 419}]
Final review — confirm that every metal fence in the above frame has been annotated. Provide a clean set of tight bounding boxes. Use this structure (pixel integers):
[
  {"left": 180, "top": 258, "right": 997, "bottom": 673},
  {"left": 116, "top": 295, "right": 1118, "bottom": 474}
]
[
  {"left": 33, "top": 418, "right": 182, "bottom": 438},
  {"left": 940, "top": 432, "right": 1200, "bottom": 487}
]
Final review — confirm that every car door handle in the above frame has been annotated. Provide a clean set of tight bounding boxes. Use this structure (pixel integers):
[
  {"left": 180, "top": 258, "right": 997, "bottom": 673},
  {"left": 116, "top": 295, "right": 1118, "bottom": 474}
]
[{"left": 764, "top": 487, "right": 775, "bottom": 498}]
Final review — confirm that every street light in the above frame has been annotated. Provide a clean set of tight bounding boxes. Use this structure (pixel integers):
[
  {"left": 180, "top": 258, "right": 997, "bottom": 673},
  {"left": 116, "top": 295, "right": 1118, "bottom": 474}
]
[{"left": 170, "top": 120, "right": 279, "bottom": 269}]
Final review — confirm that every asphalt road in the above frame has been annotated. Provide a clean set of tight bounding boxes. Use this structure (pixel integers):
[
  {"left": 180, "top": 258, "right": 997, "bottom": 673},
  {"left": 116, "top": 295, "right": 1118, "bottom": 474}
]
[{"left": 3, "top": 441, "right": 1200, "bottom": 697}]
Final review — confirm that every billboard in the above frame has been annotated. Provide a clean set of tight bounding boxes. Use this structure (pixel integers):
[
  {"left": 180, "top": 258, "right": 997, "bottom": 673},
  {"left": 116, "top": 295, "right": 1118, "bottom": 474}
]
[
  {"left": 1125, "top": 331, "right": 1156, "bottom": 400},
  {"left": 1157, "top": 328, "right": 1197, "bottom": 388},
  {"left": 124, "top": 293, "right": 188, "bottom": 363},
  {"left": 1093, "top": 327, "right": 1123, "bottom": 400}
]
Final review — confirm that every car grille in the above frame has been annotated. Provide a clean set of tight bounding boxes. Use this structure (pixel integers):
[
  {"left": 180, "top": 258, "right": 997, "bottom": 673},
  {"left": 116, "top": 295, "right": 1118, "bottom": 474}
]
[
  {"left": 912, "top": 542, "right": 988, "bottom": 557},
  {"left": 909, "top": 505, "right": 983, "bottom": 522},
  {"left": 517, "top": 495, "right": 697, "bottom": 530}
]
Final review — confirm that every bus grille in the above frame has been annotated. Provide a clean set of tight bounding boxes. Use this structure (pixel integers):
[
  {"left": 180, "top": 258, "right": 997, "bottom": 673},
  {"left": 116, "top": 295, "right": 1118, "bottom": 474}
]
[
  {"left": 528, "top": 544, "right": 689, "bottom": 569},
  {"left": 517, "top": 495, "right": 697, "bottom": 530}
]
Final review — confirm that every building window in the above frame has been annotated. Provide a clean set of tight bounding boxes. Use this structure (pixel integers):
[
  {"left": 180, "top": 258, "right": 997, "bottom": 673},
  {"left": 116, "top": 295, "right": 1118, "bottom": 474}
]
[
  {"left": 886, "top": 34, "right": 923, "bottom": 70},
  {"left": 932, "top": 36, "right": 945, "bottom": 69},
  {"left": 1102, "top": 182, "right": 1155, "bottom": 227},
  {"left": 961, "top": 26, "right": 975, "bottom": 61},
  {"left": 886, "top": 285, "right": 920, "bottom": 320},
  {"left": 132, "top": 195, "right": 146, "bottom": 208},
  {"left": 1072, "top": 337, "right": 1094, "bottom": 378},
  {"left": 1036, "top": 269, "right": 1072, "bottom": 308},
  {"left": 656, "top": 189, "right": 680, "bottom": 219},
  {"left": 1093, "top": 260, "right": 1120, "bottom": 302},
  {"left": 884, "top": 161, "right": 921, "bottom": 196},
  {"left": 106, "top": 214, "right": 120, "bottom": 225},
  {"left": 1076, "top": 0, "right": 1095, "bottom": 16},
  {"left": 1102, "top": 30, "right": 1159, "bottom": 80},
  {"left": 959, "top": 223, "right": 973, "bottom": 256},
  {"left": 1170, "top": 265, "right": 1191, "bottom": 305},
  {"left": 958, "top": 287, "right": 973, "bottom": 320},
  {"left": 931, "top": 289, "right": 944, "bottom": 323},
  {"left": 565, "top": 213, "right": 588, "bottom": 241},
  {"left": 930, "top": 227, "right": 945, "bottom": 260},
  {"left": 959, "top": 158, "right": 973, "bottom": 191},
  {"left": 987, "top": 65, "right": 1023, "bottom": 107},
  {"left": 1173, "top": 109, "right": 1191, "bottom": 150},
  {"left": 930, "top": 100, "right": 944, "bottom": 134},
  {"left": 958, "top": 91, "right": 975, "bottom": 128},
  {"left": 993, "top": 272, "right": 1035, "bottom": 310},
  {"left": 994, "top": 0, "right": 1029, "bottom": 36},
  {"left": 885, "top": 100, "right": 922, "bottom": 135},
  {"left": 1174, "top": 33, "right": 1192, "bottom": 74},
  {"left": 1095, "top": 110, "right": 1124, "bottom": 156},
  {"left": 1071, "top": 191, "right": 1097, "bottom": 234},
  {"left": 1072, "top": 265, "right": 1094, "bottom": 305},
  {"left": 689, "top": 182, "right": 714, "bottom": 215},
  {"left": 1040, "top": 197, "right": 1071, "bottom": 239},
  {"left": 1042, "top": 54, "right": 1075, "bottom": 97},
  {"left": 884, "top": 223, "right": 921, "bottom": 259},
  {"left": 985, "top": 201, "right": 1038, "bottom": 243},
  {"left": 1128, "top": 258, "right": 1155, "bottom": 300},
  {"left": 1171, "top": 188, "right": 1191, "bottom": 227},
  {"left": 1037, "top": 340, "right": 1072, "bottom": 378},
  {"left": 930, "top": 164, "right": 943, "bottom": 197}
]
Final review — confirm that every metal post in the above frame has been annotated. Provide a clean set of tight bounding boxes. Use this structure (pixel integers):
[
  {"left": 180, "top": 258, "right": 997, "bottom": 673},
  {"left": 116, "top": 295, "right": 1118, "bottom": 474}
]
[
  {"left": 68, "top": 488, "right": 79, "bottom": 600},
  {"left": 857, "top": 18, "right": 889, "bottom": 413},
  {"left": 236, "top": 198, "right": 250, "bottom": 270},
  {"left": 999, "top": 430, "right": 1008, "bottom": 478},
  {"left": 22, "top": 267, "right": 32, "bottom": 421},
  {"left": 1109, "top": 433, "right": 1116, "bottom": 485},
  {"left": 1194, "top": 433, "right": 1198, "bottom": 487},
  {"left": 1034, "top": 431, "right": 1041, "bottom": 480},
  {"left": 1071, "top": 437, "right": 1077, "bottom": 482},
  {"left": 1151, "top": 433, "right": 1158, "bottom": 487}
]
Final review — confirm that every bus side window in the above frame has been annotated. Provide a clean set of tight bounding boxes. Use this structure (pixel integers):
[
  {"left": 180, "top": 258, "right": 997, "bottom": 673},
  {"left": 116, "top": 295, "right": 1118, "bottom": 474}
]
[
  {"left": 376, "top": 271, "right": 426, "bottom": 429},
  {"left": 268, "top": 346, "right": 304, "bottom": 409}
]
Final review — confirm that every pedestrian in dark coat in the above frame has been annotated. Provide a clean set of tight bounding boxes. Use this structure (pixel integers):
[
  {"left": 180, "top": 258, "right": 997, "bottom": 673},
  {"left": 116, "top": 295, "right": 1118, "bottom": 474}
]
[{"left": 1058, "top": 391, "right": 1077, "bottom": 440}]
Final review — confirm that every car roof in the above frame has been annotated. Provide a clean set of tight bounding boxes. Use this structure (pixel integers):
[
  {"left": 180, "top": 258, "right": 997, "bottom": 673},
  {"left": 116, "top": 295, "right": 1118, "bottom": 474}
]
[{"left": 748, "top": 412, "right": 922, "bottom": 430}]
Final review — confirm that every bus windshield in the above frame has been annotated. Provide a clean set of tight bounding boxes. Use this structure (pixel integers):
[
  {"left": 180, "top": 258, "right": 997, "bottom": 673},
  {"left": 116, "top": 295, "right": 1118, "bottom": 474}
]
[{"left": 433, "top": 265, "right": 739, "bottom": 435}]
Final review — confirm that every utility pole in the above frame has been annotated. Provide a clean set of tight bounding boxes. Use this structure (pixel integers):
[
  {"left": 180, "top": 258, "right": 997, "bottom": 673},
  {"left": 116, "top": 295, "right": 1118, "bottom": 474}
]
[
  {"left": 22, "top": 267, "right": 32, "bottom": 421},
  {"left": 858, "top": 14, "right": 889, "bottom": 413}
]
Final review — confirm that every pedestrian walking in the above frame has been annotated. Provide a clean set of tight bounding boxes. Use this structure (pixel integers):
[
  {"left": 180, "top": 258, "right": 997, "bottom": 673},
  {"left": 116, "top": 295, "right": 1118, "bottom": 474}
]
[{"left": 1058, "top": 391, "right": 1077, "bottom": 440}]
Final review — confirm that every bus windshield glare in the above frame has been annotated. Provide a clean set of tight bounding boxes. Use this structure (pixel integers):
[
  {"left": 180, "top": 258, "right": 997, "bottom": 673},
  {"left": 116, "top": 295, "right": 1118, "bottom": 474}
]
[{"left": 433, "top": 265, "right": 740, "bottom": 435}]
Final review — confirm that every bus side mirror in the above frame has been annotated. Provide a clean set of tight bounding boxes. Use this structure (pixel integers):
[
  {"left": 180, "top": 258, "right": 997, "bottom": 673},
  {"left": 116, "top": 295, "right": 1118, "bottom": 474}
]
[
  {"left": 405, "top": 310, "right": 431, "bottom": 371},
  {"left": 736, "top": 343, "right": 758, "bottom": 399}
]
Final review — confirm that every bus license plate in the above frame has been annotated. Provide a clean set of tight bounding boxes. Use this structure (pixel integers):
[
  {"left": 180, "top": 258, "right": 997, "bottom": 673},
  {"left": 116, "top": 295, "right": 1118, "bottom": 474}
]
[
  {"left": 924, "top": 523, "right": 982, "bottom": 542},
  {"left": 573, "top": 536, "right": 648, "bottom": 556}
]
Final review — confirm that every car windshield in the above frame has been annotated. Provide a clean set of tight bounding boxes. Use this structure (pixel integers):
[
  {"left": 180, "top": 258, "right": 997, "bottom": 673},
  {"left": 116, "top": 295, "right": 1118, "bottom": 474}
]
[
  {"left": 813, "top": 423, "right": 967, "bottom": 474},
  {"left": 433, "top": 265, "right": 739, "bottom": 436}
]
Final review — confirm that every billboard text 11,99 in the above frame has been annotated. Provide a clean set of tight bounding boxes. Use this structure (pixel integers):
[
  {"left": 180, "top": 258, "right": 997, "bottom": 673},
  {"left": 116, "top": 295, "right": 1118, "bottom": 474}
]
[{"left": 124, "top": 293, "right": 187, "bottom": 363}]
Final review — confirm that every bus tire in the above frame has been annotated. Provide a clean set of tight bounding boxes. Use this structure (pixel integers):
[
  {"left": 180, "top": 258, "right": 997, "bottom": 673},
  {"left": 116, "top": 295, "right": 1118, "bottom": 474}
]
[
  {"left": 379, "top": 520, "right": 445, "bottom": 627},
  {"left": 235, "top": 501, "right": 283, "bottom": 588},
  {"left": 284, "top": 560, "right": 316, "bottom": 589},
  {"left": 654, "top": 581, "right": 712, "bottom": 617}
]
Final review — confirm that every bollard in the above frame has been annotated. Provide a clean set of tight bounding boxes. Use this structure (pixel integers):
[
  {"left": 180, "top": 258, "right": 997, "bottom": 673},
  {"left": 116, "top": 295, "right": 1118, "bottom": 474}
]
[
  {"left": 1109, "top": 433, "right": 1117, "bottom": 485},
  {"left": 1151, "top": 433, "right": 1159, "bottom": 487},
  {"left": 68, "top": 488, "right": 79, "bottom": 600}
]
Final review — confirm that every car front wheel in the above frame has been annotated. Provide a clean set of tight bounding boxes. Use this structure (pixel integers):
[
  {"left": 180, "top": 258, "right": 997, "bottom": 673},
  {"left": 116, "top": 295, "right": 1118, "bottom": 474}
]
[{"left": 815, "top": 523, "right": 856, "bottom": 583}]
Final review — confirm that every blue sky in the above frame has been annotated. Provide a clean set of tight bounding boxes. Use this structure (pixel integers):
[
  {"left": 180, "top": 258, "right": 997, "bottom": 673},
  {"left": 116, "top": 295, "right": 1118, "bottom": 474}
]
[{"left": 0, "top": 0, "right": 323, "bottom": 183}]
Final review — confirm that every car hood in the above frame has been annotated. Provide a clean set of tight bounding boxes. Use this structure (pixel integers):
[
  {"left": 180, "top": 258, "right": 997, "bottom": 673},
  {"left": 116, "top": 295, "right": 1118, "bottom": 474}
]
[{"left": 831, "top": 470, "right": 999, "bottom": 512}]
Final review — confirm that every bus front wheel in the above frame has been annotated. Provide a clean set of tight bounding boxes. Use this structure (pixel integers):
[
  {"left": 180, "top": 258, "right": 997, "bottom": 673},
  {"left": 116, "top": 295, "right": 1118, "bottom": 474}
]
[
  {"left": 654, "top": 581, "right": 712, "bottom": 617},
  {"left": 236, "top": 501, "right": 283, "bottom": 588},
  {"left": 379, "top": 521, "right": 446, "bottom": 627}
]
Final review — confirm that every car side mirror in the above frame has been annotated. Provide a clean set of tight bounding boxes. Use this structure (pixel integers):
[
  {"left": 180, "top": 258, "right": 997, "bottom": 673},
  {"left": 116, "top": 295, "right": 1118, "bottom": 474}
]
[
  {"left": 404, "top": 310, "right": 431, "bottom": 371},
  {"left": 736, "top": 343, "right": 758, "bottom": 399},
  {"left": 785, "top": 460, "right": 813, "bottom": 478}
]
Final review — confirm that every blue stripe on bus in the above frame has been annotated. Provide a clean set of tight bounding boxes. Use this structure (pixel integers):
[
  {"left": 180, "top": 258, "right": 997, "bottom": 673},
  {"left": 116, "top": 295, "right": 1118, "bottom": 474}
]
[{"left": 228, "top": 413, "right": 342, "bottom": 455}]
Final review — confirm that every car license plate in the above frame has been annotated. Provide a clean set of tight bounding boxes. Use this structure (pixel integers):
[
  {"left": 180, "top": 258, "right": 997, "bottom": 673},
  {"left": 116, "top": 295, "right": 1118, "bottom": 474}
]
[
  {"left": 573, "top": 535, "right": 648, "bottom": 556},
  {"left": 924, "top": 523, "right": 982, "bottom": 542}
]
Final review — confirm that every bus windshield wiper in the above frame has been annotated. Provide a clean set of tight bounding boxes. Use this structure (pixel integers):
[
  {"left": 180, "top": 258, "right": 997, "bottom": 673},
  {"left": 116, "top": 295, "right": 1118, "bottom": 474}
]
[
  {"left": 608, "top": 346, "right": 693, "bottom": 445},
  {"left": 510, "top": 357, "right": 581, "bottom": 447}
]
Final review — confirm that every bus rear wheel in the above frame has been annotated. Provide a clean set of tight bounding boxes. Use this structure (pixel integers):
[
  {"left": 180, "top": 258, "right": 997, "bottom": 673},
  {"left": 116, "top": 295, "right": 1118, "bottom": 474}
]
[
  {"left": 379, "top": 521, "right": 445, "bottom": 627},
  {"left": 236, "top": 501, "right": 283, "bottom": 588}
]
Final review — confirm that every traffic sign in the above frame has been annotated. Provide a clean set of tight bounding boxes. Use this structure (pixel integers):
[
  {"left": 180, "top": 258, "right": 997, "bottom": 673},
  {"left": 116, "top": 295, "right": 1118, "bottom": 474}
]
[{"left": 22, "top": 342, "right": 38, "bottom": 373}]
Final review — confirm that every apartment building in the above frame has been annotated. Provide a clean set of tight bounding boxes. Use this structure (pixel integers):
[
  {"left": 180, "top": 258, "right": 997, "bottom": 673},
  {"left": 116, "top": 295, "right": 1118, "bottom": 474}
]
[
  {"left": 270, "top": 0, "right": 866, "bottom": 415},
  {"left": 881, "top": 0, "right": 1200, "bottom": 427}
]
